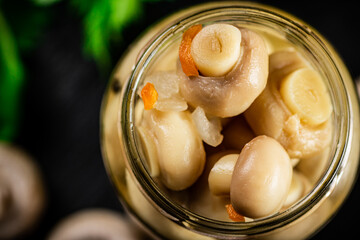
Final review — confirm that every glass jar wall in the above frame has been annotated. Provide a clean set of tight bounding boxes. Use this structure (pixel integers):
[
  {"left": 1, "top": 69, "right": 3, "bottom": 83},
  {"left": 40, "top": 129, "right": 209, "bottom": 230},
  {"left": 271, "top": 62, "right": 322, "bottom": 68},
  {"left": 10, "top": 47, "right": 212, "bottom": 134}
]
[{"left": 100, "top": 2, "right": 360, "bottom": 239}]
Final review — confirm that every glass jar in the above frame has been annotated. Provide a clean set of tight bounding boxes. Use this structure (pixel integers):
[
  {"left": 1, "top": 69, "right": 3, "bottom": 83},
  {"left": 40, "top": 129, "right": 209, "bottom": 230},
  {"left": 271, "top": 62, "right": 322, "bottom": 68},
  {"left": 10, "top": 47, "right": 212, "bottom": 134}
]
[{"left": 100, "top": 2, "right": 360, "bottom": 239}]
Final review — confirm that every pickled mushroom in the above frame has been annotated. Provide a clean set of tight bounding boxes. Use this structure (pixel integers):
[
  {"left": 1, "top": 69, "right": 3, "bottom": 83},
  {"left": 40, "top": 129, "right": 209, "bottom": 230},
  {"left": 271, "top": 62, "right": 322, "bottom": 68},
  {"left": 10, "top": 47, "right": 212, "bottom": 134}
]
[
  {"left": 178, "top": 26, "right": 268, "bottom": 118},
  {"left": 139, "top": 109, "right": 205, "bottom": 191},
  {"left": 230, "top": 136, "right": 292, "bottom": 219},
  {"left": 244, "top": 50, "right": 332, "bottom": 158}
]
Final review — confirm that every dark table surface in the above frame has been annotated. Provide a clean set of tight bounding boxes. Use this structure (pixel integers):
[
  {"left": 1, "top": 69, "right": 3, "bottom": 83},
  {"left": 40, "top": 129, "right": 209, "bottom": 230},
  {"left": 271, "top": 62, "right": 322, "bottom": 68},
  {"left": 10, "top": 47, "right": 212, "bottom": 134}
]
[{"left": 14, "top": 0, "right": 360, "bottom": 239}]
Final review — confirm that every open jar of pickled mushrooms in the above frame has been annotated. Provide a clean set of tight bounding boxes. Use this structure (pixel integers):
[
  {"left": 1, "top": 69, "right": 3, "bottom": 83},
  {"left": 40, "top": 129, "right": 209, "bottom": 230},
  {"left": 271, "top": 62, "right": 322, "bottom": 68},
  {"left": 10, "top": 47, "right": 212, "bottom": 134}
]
[{"left": 100, "top": 2, "right": 360, "bottom": 239}]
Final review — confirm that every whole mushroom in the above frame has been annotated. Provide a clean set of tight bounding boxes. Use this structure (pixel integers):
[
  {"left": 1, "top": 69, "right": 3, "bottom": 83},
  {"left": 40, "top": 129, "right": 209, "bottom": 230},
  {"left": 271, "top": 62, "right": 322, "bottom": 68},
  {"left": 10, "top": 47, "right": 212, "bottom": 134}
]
[
  {"left": 230, "top": 136, "right": 292, "bottom": 219},
  {"left": 48, "top": 209, "right": 146, "bottom": 240},
  {"left": 138, "top": 109, "right": 205, "bottom": 191},
  {"left": 0, "top": 143, "right": 46, "bottom": 239},
  {"left": 244, "top": 50, "right": 333, "bottom": 158},
  {"left": 178, "top": 25, "right": 268, "bottom": 118}
]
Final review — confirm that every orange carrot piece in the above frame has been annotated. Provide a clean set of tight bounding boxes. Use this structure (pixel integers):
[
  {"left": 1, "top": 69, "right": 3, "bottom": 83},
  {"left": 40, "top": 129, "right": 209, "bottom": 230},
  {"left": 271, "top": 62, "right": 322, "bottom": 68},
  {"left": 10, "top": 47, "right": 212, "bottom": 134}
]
[
  {"left": 225, "top": 204, "right": 245, "bottom": 222},
  {"left": 179, "top": 24, "right": 202, "bottom": 77},
  {"left": 141, "top": 82, "right": 158, "bottom": 110}
]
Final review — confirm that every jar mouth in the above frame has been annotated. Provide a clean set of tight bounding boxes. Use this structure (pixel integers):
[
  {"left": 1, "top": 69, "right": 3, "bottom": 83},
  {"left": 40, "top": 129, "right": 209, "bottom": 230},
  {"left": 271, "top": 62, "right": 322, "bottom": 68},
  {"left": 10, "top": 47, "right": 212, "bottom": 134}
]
[{"left": 121, "top": 1, "right": 351, "bottom": 236}]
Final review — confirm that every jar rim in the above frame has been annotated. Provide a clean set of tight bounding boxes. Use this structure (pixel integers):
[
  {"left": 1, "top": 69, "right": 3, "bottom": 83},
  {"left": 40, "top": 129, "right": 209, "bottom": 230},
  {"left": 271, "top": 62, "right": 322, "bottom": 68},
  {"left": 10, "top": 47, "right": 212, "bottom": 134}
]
[{"left": 120, "top": 1, "right": 351, "bottom": 236}]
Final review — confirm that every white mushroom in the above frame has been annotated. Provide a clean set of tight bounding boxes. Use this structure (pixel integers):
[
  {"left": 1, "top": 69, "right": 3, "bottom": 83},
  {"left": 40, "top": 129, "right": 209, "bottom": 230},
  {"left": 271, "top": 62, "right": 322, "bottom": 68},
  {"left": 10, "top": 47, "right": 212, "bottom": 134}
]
[
  {"left": 139, "top": 109, "right": 206, "bottom": 191},
  {"left": 188, "top": 150, "right": 239, "bottom": 221},
  {"left": 208, "top": 153, "right": 239, "bottom": 196},
  {"left": 191, "top": 24, "right": 242, "bottom": 77},
  {"left": 0, "top": 143, "right": 45, "bottom": 239},
  {"left": 178, "top": 26, "right": 268, "bottom": 118},
  {"left": 244, "top": 50, "right": 333, "bottom": 158},
  {"left": 230, "top": 136, "right": 292, "bottom": 219},
  {"left": 47, "top": 209, "right": 145, "bottom": 240}
]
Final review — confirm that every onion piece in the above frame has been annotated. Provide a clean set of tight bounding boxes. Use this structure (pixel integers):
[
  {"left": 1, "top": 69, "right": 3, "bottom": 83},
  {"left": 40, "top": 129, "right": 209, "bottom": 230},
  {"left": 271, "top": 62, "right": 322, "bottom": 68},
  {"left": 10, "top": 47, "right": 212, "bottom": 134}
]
[
  {"left": 140, "top": 71, "right": 187, "bottom": 112},
  {"left": 191, "top": 107, "right": 223, "bottom": 147}
]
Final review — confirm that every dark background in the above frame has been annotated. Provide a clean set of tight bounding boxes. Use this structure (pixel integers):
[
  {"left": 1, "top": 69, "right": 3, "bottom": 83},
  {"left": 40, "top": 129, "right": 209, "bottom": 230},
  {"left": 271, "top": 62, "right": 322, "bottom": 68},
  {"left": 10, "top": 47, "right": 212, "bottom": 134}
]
[{"left": 13, "top": 0, "right": 360, "bottom": 239}]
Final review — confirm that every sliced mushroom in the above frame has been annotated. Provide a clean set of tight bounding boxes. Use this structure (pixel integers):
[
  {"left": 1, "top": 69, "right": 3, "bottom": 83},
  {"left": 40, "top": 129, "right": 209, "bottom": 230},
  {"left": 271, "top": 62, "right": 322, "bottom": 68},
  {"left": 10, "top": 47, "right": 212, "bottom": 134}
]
[
  {"left": 0, "top": 143, "right": 46, "bottom": 239},
  {"left": 177, "top": 27, "right": 268, "bottom": 118},
  {"left": 48, "top": 209, "right": 145, "bottom": 240}
]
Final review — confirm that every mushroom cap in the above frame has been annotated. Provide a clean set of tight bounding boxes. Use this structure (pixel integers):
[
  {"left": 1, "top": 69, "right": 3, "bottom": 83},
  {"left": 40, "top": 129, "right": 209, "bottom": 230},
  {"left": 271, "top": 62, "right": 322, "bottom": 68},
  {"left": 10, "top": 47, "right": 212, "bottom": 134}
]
[
  {"left": 140, "top": 109, "right": 206, "bottom": 191},
  {"left": 0, "top": 143, "right": 46, "bottom": 239},
  {"left": 230, "top": 136, "right": 292, "bottom": 218},
  {"left": 48, "top": 209, "right": 145, "bottom": 240}
]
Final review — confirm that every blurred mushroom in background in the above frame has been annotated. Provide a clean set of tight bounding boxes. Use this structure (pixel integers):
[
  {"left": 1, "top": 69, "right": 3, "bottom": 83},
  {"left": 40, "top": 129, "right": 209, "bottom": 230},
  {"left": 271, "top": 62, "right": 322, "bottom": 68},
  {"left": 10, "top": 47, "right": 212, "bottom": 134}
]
[
  {"left": 47, "top": 209, "right": 147, "bottom": 240},
  {"left": 0, "top": 143, "right": 46, "bottom": 239}
]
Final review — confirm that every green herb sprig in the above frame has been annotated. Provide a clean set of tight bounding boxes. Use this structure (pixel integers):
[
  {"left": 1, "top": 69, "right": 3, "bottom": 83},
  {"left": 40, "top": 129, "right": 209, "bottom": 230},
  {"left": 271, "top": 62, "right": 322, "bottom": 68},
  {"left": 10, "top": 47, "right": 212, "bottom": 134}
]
[
  {"left": 0, "top": 0, "right": 163, "bottom": 141},
  {"left": 0, "top": 9, "right": 24, "bottom": 141}
]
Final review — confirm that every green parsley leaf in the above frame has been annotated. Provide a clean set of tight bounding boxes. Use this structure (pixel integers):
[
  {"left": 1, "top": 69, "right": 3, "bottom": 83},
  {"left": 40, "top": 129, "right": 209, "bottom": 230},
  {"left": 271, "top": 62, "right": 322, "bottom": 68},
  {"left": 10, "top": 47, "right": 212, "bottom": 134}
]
[{"left": 0, "top": 9, "right": 24, "bottom": 142}]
